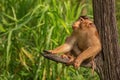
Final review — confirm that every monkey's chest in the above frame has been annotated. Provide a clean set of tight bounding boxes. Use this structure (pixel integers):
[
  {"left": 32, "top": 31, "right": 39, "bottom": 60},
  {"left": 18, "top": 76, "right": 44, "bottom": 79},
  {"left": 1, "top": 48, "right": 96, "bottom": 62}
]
[{"left": 77, "top": 37, "right": 89, "bottom": 51}]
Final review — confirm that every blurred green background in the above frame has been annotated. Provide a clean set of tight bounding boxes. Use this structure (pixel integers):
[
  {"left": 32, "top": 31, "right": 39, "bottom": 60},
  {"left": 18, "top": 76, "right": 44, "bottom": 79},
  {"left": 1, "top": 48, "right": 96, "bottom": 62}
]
[{"left": 0, "top": 0, "right": 119, "bottom": 80}]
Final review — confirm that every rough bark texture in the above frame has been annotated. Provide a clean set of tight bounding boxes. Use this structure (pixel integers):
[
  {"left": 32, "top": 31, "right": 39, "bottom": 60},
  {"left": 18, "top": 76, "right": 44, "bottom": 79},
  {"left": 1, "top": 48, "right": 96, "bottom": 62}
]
[{"left": 92, "top": 0, "right": 120, "bottom": 80}]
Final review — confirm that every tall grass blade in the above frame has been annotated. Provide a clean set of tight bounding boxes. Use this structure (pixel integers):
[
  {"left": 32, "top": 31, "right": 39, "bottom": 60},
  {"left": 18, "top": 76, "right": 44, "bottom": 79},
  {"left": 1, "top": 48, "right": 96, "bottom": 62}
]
[
  {"left": 6, "top": 30, "right": 12, "bottom": 70},
  {"left": 21, "top": 47, "right": 34, "bottom": 64}
]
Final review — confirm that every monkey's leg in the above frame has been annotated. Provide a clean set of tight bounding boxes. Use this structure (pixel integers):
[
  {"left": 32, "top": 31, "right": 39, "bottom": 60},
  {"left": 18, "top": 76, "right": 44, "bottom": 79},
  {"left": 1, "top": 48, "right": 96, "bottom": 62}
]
[{"left": 72, "top": 44, "right": 81, "bottom": 56}]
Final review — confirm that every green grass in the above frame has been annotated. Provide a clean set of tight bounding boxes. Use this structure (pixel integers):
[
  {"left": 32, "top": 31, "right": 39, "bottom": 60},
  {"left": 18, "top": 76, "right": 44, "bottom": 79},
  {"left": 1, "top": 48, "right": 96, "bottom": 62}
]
[{"left": 0, "top": 0, "right": 100, "bottom": 80}]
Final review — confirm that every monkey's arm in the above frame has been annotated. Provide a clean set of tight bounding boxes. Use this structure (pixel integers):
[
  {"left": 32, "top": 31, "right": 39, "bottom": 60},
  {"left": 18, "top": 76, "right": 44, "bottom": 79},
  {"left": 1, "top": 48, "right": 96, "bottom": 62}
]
[
  {"left": 49, "top": 35, "right": 76, "bottom": 54},
  {"left": 74, "top": 45, "right": 101, "bottom": 68},
  {"left": 49, "top": 44, "right": 73, "bottom": 54}
]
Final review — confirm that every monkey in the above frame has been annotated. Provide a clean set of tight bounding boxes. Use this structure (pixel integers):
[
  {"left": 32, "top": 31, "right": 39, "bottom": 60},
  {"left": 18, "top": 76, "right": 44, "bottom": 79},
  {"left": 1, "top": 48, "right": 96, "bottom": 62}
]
[{"left": 48, "top": 16, "right": 102, "bottom": 70}]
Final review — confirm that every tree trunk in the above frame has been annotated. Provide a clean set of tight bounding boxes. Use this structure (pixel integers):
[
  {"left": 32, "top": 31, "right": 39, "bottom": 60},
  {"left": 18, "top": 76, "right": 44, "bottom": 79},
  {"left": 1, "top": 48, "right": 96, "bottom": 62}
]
[{"left": 92, "top": 0, "right": 120, "bottom": 80}]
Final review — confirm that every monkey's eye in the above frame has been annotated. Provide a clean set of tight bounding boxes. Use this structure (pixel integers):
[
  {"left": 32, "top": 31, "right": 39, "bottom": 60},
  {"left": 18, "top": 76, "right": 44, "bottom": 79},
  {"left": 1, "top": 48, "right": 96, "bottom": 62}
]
[
  {"left": 89, "top": 22, "right": 93, "bottom": 25},
  {"left": 86, "top": 22, "right": 93, "bottom": 28}
]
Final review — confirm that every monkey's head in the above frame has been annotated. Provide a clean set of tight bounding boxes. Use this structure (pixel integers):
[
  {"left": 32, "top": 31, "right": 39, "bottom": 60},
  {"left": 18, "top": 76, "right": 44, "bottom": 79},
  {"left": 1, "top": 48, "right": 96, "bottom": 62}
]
[{"left": 72, "top": 16, "right": 93, "bottom": 31}]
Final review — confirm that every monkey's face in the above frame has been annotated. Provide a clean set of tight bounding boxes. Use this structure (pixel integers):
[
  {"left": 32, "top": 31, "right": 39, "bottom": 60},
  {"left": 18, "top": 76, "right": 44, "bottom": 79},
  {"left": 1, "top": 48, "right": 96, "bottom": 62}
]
[
  {"left": 72, "top": 17, "right": 93, "bottom": 31},
  {"left": 80, "top": 19, "right": 93, "bottom": 28},
  {"left": 72, "top": 20, "right": 81, "bottom": 30}
]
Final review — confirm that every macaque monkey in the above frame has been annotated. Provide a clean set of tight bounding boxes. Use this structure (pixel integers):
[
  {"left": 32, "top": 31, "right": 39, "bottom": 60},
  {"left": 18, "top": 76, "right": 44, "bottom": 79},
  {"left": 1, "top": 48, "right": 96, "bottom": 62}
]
[{"left": 48, "top": 16, "right": 102, "bottom": 70}]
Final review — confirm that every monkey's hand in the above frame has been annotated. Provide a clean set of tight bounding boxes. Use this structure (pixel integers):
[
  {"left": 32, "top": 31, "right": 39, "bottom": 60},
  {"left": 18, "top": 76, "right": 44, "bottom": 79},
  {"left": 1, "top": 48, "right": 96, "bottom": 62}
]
[
  {"left": 74, "top": 59, "right": 82, "bottom": 69},
  {"left": 61, "top": 54, "right": 74, "bottom": 65},
  {"left": 61, "top": 54, "right": 69, "bottom": 59}
]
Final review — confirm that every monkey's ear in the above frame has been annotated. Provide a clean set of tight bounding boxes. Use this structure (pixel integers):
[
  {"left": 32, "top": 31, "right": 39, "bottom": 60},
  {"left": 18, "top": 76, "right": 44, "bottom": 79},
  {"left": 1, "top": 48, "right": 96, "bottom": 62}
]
[{"left": 80, "top": 18, "right": 84, "bottom": 22}]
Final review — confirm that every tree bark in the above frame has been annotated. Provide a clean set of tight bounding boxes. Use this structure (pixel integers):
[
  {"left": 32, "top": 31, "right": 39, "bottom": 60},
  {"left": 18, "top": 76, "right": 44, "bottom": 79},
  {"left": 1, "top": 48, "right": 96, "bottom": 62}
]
[{"left": 92, "top": 0, "right": 120, "bottom": 80}]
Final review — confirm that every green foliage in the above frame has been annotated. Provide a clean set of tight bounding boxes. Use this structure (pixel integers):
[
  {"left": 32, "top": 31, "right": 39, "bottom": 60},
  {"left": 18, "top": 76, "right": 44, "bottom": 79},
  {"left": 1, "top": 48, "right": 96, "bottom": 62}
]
[{"left": 0, "top": 0, "right": 99, "bottom": 80}]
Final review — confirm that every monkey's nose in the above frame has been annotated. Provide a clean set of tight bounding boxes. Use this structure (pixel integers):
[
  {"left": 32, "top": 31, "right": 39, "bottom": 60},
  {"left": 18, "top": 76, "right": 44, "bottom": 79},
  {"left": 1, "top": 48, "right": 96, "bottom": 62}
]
[{"left": 72, "top": 25, "right": 78, "bottom": 30}]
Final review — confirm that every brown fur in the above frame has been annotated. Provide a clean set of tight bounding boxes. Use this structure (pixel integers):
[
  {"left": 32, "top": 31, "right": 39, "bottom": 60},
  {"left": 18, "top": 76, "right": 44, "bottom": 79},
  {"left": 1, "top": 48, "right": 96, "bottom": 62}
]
[{"left": 49, "top": 16, "right": 102, "bottom": 69}]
